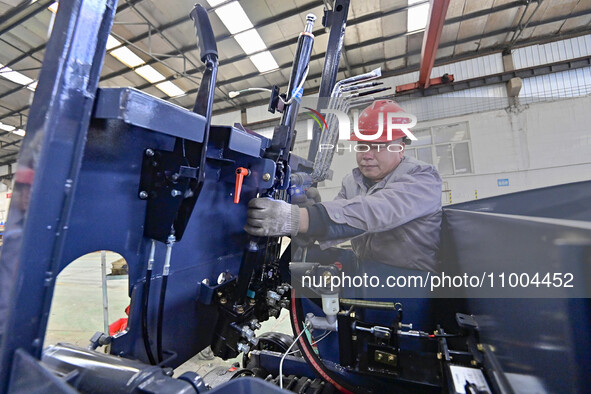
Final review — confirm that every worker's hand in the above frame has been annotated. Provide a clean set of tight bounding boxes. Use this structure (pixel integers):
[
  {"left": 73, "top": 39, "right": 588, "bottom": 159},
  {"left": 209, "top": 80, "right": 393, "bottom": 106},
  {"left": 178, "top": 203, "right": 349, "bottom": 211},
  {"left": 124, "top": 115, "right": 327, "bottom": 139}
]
[
  {"left": 244, "top": 198, "right": 300, "bottom": 237},
  {"left": 305, "top": 187, "right": 321, "bottom": 204},
  {"left": 293, "top": 187, "right": 322, "bottom": 207}
]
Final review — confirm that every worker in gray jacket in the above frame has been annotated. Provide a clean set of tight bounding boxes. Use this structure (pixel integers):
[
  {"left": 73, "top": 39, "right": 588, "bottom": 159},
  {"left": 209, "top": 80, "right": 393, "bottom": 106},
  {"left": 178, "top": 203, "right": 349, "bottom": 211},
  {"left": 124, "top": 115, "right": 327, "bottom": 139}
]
[
  {"left": 245, "top": 100, "right": 443, "bottom": 344},
  {"left": 245, "top": 99, "right": 442, "bottom": 273}
]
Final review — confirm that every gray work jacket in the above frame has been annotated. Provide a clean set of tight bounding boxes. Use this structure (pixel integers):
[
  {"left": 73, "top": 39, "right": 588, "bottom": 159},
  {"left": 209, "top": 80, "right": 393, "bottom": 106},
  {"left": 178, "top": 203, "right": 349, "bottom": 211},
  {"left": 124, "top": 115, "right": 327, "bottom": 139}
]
[{"left": 320, "top": 156, "right": 442, "bottom": 272}]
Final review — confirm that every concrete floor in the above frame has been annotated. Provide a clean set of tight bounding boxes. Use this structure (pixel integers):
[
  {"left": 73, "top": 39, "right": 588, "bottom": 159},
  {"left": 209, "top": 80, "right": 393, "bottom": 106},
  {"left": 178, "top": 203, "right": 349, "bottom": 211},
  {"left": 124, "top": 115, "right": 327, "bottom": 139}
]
[{"left": 45, "top": 251, "right": 292, "bottom": 385}]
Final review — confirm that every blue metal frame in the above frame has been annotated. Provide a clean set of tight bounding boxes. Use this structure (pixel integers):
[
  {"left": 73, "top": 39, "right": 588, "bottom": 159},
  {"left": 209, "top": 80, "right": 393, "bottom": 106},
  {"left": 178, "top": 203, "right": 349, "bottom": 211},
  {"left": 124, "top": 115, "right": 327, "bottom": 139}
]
[
  {"left": 0, "top": 0, "right": 278, "bottom": 389},
  {"left": 0, "top": 0, "right": 117, "bottom": 388}
]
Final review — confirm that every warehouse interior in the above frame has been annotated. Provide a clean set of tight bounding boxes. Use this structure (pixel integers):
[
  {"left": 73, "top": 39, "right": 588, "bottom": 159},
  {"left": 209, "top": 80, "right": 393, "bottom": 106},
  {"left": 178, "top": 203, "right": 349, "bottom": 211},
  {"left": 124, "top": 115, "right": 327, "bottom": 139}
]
[{"left": 0, "top": 0, "right": 589, "bottom": 393}]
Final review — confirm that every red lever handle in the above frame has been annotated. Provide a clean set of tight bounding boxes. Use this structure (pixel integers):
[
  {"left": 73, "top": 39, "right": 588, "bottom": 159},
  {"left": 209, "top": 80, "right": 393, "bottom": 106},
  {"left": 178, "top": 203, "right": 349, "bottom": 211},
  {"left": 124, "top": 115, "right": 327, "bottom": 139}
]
[{"left": 234, "top": 167, "right": 250, "bottom": 204}]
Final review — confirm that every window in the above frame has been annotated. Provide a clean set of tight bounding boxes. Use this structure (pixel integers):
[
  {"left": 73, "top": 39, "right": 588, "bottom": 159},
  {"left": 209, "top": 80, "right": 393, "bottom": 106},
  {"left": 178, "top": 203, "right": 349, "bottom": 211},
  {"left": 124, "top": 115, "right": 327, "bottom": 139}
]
[{"left": 405, "top": 121, "right": 473, "bottom": 175}]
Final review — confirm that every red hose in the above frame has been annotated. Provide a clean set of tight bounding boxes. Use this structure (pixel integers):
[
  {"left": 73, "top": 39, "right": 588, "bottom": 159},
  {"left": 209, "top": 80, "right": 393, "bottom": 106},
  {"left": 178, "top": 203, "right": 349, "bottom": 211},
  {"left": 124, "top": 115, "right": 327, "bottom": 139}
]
[{"left": 290, "top": 289, "right": 354, "bottom": 394}]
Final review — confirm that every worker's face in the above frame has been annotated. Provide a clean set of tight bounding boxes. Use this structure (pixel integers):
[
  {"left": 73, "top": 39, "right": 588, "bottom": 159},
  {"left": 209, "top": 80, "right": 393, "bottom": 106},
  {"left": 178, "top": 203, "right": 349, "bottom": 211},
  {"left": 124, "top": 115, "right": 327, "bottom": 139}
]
[{"left": 356, "top": 141, "right": 405, "bottom": 182}]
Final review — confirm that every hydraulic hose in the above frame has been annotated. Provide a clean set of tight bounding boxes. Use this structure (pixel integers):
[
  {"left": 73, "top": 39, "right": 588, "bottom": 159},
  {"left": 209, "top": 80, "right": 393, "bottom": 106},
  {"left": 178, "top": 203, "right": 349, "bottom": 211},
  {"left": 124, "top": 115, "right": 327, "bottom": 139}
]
[{"left": 156, "top": 234, "right": 175, "bottom": 364}]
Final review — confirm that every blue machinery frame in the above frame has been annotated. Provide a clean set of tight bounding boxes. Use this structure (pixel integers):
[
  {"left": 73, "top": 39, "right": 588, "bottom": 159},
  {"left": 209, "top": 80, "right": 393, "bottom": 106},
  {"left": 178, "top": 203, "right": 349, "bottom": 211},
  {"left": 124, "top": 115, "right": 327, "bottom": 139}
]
[{"left": 0, "top": 0, "right": 589, "bottom": 392}]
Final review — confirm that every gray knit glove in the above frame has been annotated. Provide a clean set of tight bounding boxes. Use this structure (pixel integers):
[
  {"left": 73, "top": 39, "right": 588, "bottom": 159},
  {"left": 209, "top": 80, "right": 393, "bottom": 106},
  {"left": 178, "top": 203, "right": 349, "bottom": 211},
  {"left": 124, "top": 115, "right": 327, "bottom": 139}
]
[{"left": 244, "top": 198, "right": 300, "bottom": 237}]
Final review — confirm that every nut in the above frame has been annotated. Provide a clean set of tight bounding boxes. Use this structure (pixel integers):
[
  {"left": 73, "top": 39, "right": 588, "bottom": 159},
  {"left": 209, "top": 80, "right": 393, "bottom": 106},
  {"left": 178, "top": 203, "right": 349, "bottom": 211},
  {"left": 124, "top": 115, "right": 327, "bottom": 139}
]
[
  {"left": 219, "top": 298, "right": 227, "bottom": 305},
  {"left": 262, "top": 173, "right": 271, "bottom": 181}
]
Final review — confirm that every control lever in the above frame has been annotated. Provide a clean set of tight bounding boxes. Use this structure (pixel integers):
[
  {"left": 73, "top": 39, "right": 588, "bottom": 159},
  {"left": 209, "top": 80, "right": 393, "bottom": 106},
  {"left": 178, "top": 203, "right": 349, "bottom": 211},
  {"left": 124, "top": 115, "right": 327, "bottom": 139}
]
[{"left": 234, "top": 167, "right": 250, "bottom": 204}]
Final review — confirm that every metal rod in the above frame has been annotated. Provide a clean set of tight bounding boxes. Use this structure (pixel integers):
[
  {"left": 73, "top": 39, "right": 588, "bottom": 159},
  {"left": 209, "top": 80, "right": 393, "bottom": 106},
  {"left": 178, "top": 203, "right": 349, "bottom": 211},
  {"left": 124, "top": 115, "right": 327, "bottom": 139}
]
[{"left": 100, "top": 251, "right": 109, "bottom": 335}]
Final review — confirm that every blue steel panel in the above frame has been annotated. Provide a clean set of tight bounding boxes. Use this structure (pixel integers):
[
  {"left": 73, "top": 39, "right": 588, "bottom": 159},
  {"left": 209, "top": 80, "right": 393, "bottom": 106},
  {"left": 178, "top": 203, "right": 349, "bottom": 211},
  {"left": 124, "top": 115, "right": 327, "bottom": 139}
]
[
  {"left": 54, "top": 114, "right": 272, "bottom": 367},
  {"left": 93, "top": 88, "right": 206, "bottom": 143},
  {"left": 447, "top": 179, "right": 591, "bottom": 221},
  {"left": 441, "top": 208, "right": 591, "bottom": 392}
]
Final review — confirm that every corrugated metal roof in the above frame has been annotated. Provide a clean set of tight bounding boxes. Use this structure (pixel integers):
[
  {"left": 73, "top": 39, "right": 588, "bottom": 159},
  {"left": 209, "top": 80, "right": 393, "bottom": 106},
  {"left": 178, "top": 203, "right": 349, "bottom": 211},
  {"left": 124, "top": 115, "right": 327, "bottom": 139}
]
[{"left": 0, "top": 0, "right": 589, "bottom": 165}]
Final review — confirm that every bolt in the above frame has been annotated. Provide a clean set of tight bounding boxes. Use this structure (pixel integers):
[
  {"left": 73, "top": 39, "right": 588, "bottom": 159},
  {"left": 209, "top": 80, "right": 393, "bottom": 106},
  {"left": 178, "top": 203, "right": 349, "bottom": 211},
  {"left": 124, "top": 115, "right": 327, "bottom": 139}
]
[
  {"left": 250, "top": 319, "right": 262, "bottom": 330},
  {"left": 220, "top": 297, "right": 227, "bottom": 305},
  {"left": 351, "top": 335, "right": 357, "bottom": 341},
  {"left": 376, "top": 353, "right": 382, "bottom": 360},
  {"left": 477, "top": 343, "right": 484, "bottom": 352},
  {"left": 262, "top": 173, "right": 271, "bottom": 181},
  {"left": 471, "top": 360, "right": 478, "bottom": 366},
  {"left": 201, "top": 278, "right": 210, "bottom": 285},
  {"left": 249, "top": 299, "right": 256, "bottom": 306},
  {"left": 237, "top": 342, "right": 250, "bottom": 354},
  {"left": 172, "top": 173, "right": 180, "bottom": 181},
  {"left": 139, "top": 191, "right": 148, "bottom": 199},
  {"left": 437, "top": 352, "right": 442, "bottom": 360},
  {"left": 236, "top": 305, "right": 244, "bottom": 314},
  {"left": 171, "top": 189, "right": 182, "bottom": 197},
  {"left": 217, "top": 291, "right": 223, "bottom": 297},
  {"left": 388, "top": 355, "right": 394, "bottom": 361},
  {"left": 350, "top": 312, "right": 356, "bottom": 319},
  {"left": 145, "top": 148, "right": 154, "bottom": 157}
]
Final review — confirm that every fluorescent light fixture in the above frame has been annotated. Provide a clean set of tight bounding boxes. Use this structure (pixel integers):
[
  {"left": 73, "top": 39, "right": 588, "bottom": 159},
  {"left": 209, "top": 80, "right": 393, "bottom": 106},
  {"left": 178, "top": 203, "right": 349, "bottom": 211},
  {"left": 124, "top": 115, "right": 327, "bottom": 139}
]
[
  {"left": 110, "top": 46, "right": 145, "bottom": 68},
  {"left": 408, "top": 0, "right": 429, "bottom": 32},
  {"left": 12, "top": 129, "right": 26, "bottom": 137},
  {"left": 206, "top": 0, "right": 280, "bottom": 75},
  {"left": 135, "top": 65, "right": 165, "bottom": 83},
  {"left": 156, "top": 81, "right": 185, "bottom": 97},
  {"left": 48, "top": 2, "right": 58, "bottom": 13},
  {"left": 0, "top": 123, "right": 15, "bottom": 132},
  {"left": 250, "top": 51, "right": 279, "bottom": 73},
  {"left": 211, "top": 2, "right": 253, "bottom": 34},
  {"left": 234, "top": 29, "right": 267, "bottom": 55},
  {"left": 0, "top": 64, "right": 35, "bottom": 87},
  {"left": 106, "top": 35, "right": 121, "bottom": 50}
]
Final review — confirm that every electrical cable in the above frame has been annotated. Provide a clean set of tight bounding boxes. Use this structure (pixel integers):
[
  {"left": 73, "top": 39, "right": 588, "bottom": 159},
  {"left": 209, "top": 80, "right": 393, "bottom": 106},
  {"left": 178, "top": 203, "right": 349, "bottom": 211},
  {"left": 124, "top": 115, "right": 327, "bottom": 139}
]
[
  {"left": 290, "top": 289, "right": 363, "bottom": 394},
  {"left": 279, "top": 321, "right": 310, "bottom": 389},
  {"left": 141, "top": 240, "right": 157, "bottom": 365},
  {"left": 279, "top": 65, "right": 310, "bottom": 106}
]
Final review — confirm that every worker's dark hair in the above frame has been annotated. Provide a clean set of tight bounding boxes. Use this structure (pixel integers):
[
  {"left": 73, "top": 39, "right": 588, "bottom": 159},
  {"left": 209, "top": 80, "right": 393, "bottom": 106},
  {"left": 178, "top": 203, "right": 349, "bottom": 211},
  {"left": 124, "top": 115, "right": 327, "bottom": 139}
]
[{"left": 402, "top": 136, "right": 411, "bottom": 145}]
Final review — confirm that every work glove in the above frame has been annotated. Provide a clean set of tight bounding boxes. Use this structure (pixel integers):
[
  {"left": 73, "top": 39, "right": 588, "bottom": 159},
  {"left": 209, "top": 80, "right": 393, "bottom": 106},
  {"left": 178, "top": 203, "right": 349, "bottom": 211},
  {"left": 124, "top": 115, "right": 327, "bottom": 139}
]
[
  {"left": 304, "top": 187, "right": 321, "bottom": 205},
  {"left": 291, "top": 186, "right": 321, "bottom": 207},
  {"left": 244, "top": 198, "right": 300, "bottom": 237}
]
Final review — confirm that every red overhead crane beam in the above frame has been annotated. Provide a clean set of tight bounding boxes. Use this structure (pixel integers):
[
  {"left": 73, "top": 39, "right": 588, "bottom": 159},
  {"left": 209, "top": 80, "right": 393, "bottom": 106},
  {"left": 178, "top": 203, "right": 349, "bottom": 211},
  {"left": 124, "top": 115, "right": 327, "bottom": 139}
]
[{"left": 396, "top": 0, "right": 452, "bottom": 94}]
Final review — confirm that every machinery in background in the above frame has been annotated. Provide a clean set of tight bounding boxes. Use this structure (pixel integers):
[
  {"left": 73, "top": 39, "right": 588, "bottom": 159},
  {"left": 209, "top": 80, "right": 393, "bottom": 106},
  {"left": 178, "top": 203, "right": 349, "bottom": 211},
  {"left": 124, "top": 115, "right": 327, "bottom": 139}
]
[{"left": 0, "top": 0, "right": 589, "bottom": 393}]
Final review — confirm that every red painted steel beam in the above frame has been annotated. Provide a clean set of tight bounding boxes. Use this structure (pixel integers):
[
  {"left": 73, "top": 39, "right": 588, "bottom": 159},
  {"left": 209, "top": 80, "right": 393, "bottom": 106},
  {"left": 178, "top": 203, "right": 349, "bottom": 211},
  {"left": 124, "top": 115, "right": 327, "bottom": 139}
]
[
  {"left": 396, "top": 74, "right": 454, "bottom": 93},
  {"left": 418, "top": 0, "right": 451, "bottom": 89}
]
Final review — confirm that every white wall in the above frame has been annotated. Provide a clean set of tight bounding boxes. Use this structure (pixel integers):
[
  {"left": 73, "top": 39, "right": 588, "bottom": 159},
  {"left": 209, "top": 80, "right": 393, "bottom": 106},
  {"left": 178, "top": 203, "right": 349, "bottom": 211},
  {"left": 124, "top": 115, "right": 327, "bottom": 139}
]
[{"left": 312, "top": 94, "right": 591, "bottom": 205}]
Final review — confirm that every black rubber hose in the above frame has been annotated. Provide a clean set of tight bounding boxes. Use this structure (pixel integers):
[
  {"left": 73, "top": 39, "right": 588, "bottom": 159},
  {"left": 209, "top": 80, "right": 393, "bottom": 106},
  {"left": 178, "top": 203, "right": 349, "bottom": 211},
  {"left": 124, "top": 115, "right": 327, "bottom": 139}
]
[
  {"left": 141, "top": 269, "right": 156, "bottom": 365},
  {"left": 290, "top": 289, "right": 364, "bottom": 394},
  {"left": 156, "top": 274, "right": 168, "bottom": 363}
]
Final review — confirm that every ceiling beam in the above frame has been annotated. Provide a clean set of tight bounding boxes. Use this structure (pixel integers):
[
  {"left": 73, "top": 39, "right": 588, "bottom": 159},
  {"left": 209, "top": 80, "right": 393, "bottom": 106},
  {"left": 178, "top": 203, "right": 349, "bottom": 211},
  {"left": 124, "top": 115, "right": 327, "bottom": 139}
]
[
  {"left": 0, "top": 0, "right": 145, "bottom": 69},
  {"left": 0, "top": 0, "right": 54, "bottom": 37},
  {"left": 418, "top": 0, "right": 451, "bottom": 89},
  {"left": 209, "top": 24, "right": 591, "bottom": 115},
  {"left": 104, "top": 0, "right": 522, "bottom": 93}
]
